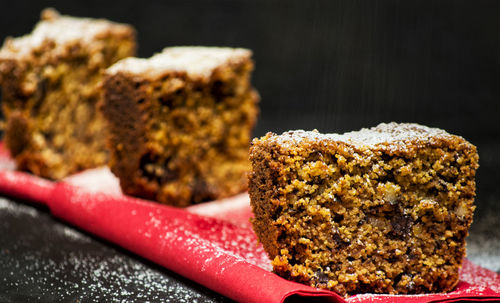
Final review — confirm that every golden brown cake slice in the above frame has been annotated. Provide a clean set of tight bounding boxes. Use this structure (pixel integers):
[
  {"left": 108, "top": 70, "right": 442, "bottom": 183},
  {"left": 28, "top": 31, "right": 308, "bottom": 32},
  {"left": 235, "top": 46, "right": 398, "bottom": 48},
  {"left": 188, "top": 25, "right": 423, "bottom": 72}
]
[
  {"left": 249, "top": 123, "right": 478, "bottom": 296},
  {"left": 101, "top": 46, "right": 259, "bottom": 206},
  {"left": 0, "top": 8, "right": 136, "bottom": 179}
]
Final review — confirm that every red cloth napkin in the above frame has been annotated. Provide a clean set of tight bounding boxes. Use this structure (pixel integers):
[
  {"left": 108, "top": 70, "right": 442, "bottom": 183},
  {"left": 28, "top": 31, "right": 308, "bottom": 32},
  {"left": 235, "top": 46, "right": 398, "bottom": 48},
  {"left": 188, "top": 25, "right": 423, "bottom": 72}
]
[{"left": 0, "top": 142, "right": 499, "bottom": 303}]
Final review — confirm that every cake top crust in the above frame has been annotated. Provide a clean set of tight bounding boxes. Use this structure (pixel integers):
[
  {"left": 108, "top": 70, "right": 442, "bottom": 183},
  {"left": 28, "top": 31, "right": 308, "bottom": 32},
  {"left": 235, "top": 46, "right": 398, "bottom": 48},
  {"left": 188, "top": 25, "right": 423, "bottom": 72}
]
[
  {"left": 106, "top": 46, "right": 252, "bottom": 80},
  {"left": 0, "top": 8, "right": 132, "bottom": 59},
  {"left": 262, "top": 122, "right": 469, "bottom": 151}
]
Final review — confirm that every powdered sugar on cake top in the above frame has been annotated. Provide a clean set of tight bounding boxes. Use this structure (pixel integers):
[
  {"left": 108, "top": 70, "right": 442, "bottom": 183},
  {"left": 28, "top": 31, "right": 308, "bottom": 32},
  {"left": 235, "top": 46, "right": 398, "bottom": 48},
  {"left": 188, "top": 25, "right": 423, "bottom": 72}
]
[
  {"left": 106, "top": 46, "right": 251, "bottom": 79},
  {"left": 270, "top": 122, "right": 460, "bottom": 150},
  {"left": 0, "top": 9, "right": 131, "bottom": 59}
]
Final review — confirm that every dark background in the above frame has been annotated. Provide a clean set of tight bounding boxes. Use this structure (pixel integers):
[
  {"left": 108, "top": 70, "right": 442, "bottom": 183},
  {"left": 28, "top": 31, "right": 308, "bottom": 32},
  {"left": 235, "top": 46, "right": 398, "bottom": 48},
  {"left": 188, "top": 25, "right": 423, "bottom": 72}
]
[
  {"left": 2, "top": 1, "right": 500, "bottom": 138},
  {"left": 0, "top": 1, "right": 499, "bottom": 301}
]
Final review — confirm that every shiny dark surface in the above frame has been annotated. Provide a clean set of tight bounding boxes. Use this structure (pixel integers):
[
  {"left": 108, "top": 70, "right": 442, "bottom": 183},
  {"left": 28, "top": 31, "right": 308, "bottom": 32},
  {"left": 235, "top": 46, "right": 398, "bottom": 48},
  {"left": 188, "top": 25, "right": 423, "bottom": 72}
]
[{"left": 0, "top": 197, "right": 233, "bottom": 303}]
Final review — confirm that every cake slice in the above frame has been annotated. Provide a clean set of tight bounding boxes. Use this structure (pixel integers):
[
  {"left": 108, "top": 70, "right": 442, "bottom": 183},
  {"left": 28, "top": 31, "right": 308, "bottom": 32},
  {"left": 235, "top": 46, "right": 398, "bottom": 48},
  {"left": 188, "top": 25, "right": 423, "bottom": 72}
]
[
  {"left": 0, "top": 8, "right": 136, "bottom": 179},
  {"left": 101, "top": 46, "right": 259, "bottom": 206},
  {"left": 249, "top": 123, "right": 478, "bottom": 296}
]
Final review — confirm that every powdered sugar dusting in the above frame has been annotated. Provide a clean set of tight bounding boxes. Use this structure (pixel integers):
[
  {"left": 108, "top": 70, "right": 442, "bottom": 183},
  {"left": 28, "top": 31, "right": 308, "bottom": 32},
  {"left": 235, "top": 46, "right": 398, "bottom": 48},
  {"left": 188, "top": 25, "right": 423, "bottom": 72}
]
[
  {"left": 267, "top": 122, "right": 459, "bottom": 150},
  {"left": 2, "top": 241, "right": 223, "bottom": 302},
  {"left": 459, "top": 259, "right": 500, "bottom": 293},
  {"left": 0, "top": 159, "right": 15, "bottom": 171},
  {"left": 0, "top": 197, "right": 38, "bottom": 217},
  {"left": 60, "top": 226, "right": 91, "bottom": 243},
  {"left": 107, "top": 46, "right": 251, "bottom": 79},
  {"left": 346, "top": 259, "right": 500, "bottom": 302},
  {"left": 347, "top": 293, "right": 435, "bottom": 302},
  {"left": 0, "top": 9, "right": 131, "bottom": 59},
  {"left": 141, "top": 205, "right": 272, "bottom": 272},
  {"left": 467, "top": 211, "right": 500, "bottom": 273},
  {"left": 187, "top": 193, "right": 253, "bottom": 228},
  {"left": 0, "top": 147, "right": 15, "bottom": 171},
  {"left": 0, "top": 197, "right": 227, "bottom": 302},
  {"left": 63, "top": 166, "right": 122, "bottom": 196}
]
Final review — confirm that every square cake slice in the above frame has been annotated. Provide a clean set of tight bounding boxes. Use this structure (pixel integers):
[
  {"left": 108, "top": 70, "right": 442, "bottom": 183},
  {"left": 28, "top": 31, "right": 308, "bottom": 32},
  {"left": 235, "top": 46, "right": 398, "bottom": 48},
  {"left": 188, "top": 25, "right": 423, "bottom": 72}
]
[
  {"left": 101, "top": 46, "right": 259, "bottom": 206},
  {"left": 0, "top": 8, "right": 136, "bottom": 179},
  {"left": 249, "top": 123, "right": 478, "bottom": 296}
]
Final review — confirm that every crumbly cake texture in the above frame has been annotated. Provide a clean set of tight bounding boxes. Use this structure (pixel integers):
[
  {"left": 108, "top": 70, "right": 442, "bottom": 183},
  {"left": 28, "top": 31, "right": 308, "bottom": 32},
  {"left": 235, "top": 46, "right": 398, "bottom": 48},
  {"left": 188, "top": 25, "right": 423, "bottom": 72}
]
[
  {"left": 249, "top": 123, "right": 479, "bottom": 296},
  {"left": 0, "top": 8, "right": 136, "bottom": 179},
  {"left": 101, "top": 46, "right": 259, "bottom": 206}
]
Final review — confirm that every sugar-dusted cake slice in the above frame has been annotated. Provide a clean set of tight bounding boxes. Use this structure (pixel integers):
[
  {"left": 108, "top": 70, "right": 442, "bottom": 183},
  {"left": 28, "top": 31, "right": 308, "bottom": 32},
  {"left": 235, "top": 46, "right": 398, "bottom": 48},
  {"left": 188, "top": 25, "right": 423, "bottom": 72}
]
[
  {"left": 101, "top": 46, "right": 259, "bottom": 206},
  {"left": 0, "top": 8, "right": 136, "bottom": 179},
  {"left": 249, "top": 123, "right": 478, "bottom": 296}
]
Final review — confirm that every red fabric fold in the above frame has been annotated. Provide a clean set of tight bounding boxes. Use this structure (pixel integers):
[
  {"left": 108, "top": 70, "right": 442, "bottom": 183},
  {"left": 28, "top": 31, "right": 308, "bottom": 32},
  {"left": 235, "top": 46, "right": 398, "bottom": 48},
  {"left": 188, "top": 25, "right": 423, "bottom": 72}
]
[
  {"left": 0, "top": 142, "right": 499, "bottom": 303},
  {"left": 50, "top": 182, "right": 343, "bottom": 303}
]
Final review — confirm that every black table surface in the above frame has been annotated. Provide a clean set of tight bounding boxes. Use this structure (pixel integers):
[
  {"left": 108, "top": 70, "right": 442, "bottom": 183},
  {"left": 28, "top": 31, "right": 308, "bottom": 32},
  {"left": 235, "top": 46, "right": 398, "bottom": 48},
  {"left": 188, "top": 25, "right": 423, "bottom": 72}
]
[{"left": 0, "top": 197, "right": 233, "bottom": 303}]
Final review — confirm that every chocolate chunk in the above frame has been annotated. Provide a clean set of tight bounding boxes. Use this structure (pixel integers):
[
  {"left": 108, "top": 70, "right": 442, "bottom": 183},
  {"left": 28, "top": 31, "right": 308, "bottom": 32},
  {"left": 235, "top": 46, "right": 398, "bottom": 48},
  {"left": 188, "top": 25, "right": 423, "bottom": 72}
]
[
  {"left": 315, "top": 270, "right": 330, "bottom": 284},
  {"left": 333, "top": 213, "right": 344, "bottom": 223},
  {"left": 389, "top": 214, "right": 414, "bottom": 239},
  {"left": 393, "top": 273, "right": 403, "bottom": 286},
  {"left": 332, "top": 233, "right": 349, "bottom": 248},
  {"left": 30, "top": 77, "right": 47, "bottom": 116},
  {"left": 192, "top": 178, "right": 216, "bottom": 202},
  {"left": 388, "top": 256, "right": 398, "bottom": 263}
]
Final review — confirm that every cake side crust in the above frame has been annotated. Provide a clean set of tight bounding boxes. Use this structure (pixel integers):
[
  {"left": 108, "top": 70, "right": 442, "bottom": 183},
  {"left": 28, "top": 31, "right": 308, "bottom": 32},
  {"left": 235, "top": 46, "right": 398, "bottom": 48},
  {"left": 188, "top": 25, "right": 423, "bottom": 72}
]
[
  {"left": 0, "top": 8, "right": 135, "bottom": 60},
  {"left": 106, "top": 46, "right": 252, "bottom": 81}
]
